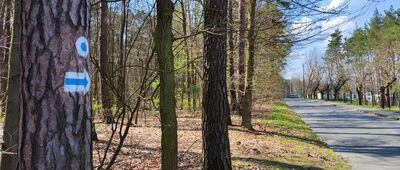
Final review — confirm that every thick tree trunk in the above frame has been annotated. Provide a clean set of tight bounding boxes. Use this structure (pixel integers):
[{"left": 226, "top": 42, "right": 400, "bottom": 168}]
[
  {"left": 327, "top": 89, "right": 330, "bottom": 100},
  {"left": 228, "top": 0, "right": 238, "bottom": 114},
  {"left": 242, "top": 0, "right": 256, "bottom": 130},
  {"left": 237, "top": 0, "right": 247, "bottom": 115},
  {"left": 334, "top": 89, "right": 339, "bottom": 100},
  {"left": 100, "top": 0, "right": 113, "bottom": 124},
  {"left": 386, "top": 87, "right": 391, "bottom": 109},
  {"left": 19, "top": 0, "right": 92, "bottom": 169},
  {"left": 356, "top": 86, "right": 363, "bottom": 105},
  {"left": 155, "top": 0, "right": 178, "bottom": 169},
  {"left": 380, "top": 86, "right": 385, "bottom": 109},
  {"left": 203, "top": 0, "right": 232, "bottom": 169},
  {"left": 1, "top": 0, "right": 21, "bottom": 169}
]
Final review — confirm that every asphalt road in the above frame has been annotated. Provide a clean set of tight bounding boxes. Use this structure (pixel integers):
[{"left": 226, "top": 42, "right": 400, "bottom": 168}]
[{"left": 285, "top": 98, "right": 400, "bottom": 170}]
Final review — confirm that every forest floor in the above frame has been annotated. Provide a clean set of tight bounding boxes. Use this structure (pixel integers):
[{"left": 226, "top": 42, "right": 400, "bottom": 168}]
[{"left": 93, "top": 101, "right": 349, "bottom": 170}]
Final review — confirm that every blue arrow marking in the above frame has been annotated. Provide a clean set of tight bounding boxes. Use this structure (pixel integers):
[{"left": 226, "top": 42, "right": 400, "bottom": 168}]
[
  {"left": 64, "top": 70, "right": 91, "bottom": 94},
  {"left": 65, "top": 77, "right": 89, "bottom": 87}
]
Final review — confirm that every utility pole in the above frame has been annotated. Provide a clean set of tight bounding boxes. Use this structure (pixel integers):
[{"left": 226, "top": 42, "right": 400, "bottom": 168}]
[{"left": 303, "top": 64, "right": 306, "bottom": 99}]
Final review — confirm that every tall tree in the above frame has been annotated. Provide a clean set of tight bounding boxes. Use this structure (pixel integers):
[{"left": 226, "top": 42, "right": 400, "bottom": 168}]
[
  {"left": 0, "top": 0, "right": 11, "bottom": 113},
  {"left": 1, "top": 0, "right": 20, "bottom": 169},
  {"left": 242, "top": 0, "right": 256, "bottom": 130},
  {"left": 19, "top": 1, "right": 92, "bottom": 169},
  {"left": 100, "top": 0, "right": 113, "bottom": 124},
  {"left": 181, "top": 0, "right": 193, "bottom": 112},
  {"left": 237, "top": 0, "right": 247, "bottom": 115},
  {"left": 155, "top": 0, "right": 178, "bottom": 169},
  {"left": 325, "top": 29, "right": 348, "bottom": 100},
  {"left": 344, "top": 28, "right": 370, "bottom": 105},
  {"left": 203, "top": 0, "right": 232, "bottom": 169},
  {"left": 228, "top": 0, "right": 238, "bottom": 114}
]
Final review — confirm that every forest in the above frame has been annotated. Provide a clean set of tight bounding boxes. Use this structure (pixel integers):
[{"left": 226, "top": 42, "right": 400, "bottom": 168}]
[{"left": 0, "top": 0, "right": 394, "bottom": 169}]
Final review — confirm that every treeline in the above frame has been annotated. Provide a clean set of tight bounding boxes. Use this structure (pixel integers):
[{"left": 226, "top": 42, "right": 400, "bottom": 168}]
[
  {"left": 305, "top": 7, "right": 400, "bottom": 109},
  {"left": 0, "top": 0, "right": 347, "bottom": 169}
]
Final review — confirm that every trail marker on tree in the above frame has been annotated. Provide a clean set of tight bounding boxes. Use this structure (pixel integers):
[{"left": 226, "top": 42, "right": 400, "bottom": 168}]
[
  {"left": 64, "top": 70, "right": 91, "bottom": 94},
  {"left": 76, "top": 37, "right": 89, "bottom": 58}
]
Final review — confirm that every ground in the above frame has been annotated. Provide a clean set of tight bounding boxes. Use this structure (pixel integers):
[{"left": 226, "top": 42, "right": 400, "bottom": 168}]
[{"left": 93, "top": 101, "right": 349, "bottom": 169}]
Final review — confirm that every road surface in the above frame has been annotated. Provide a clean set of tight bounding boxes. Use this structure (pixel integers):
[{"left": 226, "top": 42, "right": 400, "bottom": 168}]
[{"left": 285, "top": 99, "right": 400, "bottom": 170}]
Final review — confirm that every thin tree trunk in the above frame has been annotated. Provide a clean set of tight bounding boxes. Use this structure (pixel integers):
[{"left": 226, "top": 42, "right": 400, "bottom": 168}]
[
  {"left": 0, "top": 3, "right": 4, "bottom": 111},
  {"left": 203, "top": 0, "right": 232, "bottom": 169},
  {"left": 155, "top": 0, "right": 178, "bottom": 169},
  {"left": 100, "top": 0, "right": 113, "bottom": 124},
  {"left": 1, "top": 0, "right": 20, "bottom": 168},
  {"left": 242, "top": 0, "right": 256, "bottom": 130},
  {"left": 19, "top": 0, "right": 92, "bottom": 169},
  {"left": 181, "top": 0, "right": 192, "bottom": 112},
  {"left": 237, "top": 0, "right": 247, "bottom": 115},
  {"left": 0, "top": 0, "right": 11, "bottom": 113},
  {"left": 228, "top": 0, "right": 238, "bottom": 114},
  {"left": 118, "top": 0, "right": 127, "bottom": 107}
]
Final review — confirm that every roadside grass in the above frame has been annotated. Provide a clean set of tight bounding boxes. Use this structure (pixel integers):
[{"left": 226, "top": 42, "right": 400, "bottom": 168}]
[
  {"left": 324, "top": 99, "right": 400, "bottom": 112},
  {"left": 232, "top": 101, "right": 350, "bottom": 170}
]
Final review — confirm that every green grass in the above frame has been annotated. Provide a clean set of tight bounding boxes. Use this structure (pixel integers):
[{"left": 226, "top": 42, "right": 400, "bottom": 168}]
[
  {"left": 233, "top": 101, "right": 350, "bottom": 170},
  {"left": 324, "top": 99, "right": 400, "bottom": 112}
]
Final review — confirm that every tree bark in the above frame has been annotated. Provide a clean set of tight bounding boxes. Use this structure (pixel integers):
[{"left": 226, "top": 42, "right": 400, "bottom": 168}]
[
  {"left": 19, "top": 1, "right": 92, "bottom": 169},
  {"left": 386, "top": 87, "right": 390, "bottom": 109},
  {"left": 237, "top": 0, "right": 247, "bottom": 115},
  {"left": 0, "top": 0, "right": 11, "bottom": 113},
  {"left": 181, "top": 0, "right": 192, "bottom": 112},
  {"left": 118, "top": 0, "right": 127, "bottom": 108},
  {"left": 1, "top": 0, "right": 21, "bottom": 169},
  {"left": 203, "top": 0, "right": 232, "bottom": 169},
  {"left": 155, "top": 0, "right": 178, "bottom": 169},
  {"left": 380, "top": 86, "right": 385, "bottom": 109},
  {"left": 228, "top": 0, "right": 238, "bottom": 114},
  {"left": 356, "top": 85, "right": 363, "bottom": 105},
  {"left": 242, "top": 0, "right": 256, "bottom": 130},
  {"left": 100, "top": 0, "right": 113, "bottom": 124}
]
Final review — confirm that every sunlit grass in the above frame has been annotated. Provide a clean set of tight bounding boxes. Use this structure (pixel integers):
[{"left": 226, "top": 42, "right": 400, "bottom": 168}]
[{"left": 233, "top": 101, "right": 350, "bottom": 170}]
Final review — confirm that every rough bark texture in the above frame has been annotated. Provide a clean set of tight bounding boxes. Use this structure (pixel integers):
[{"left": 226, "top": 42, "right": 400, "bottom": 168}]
[
  {"left": 19, "top": 1, "right": 92, "bottom": 169},
  {"left": 237, "top": 0, "right": 247, "bottom": 115},
  {"left": 203, "top": 0, "right": 232, "bottom": 169},
  {"left": 228, "top": 0, "right": 238, "bottom": 114},
  {"left": 1, "top": 0, "right": 21, "bottom": 169},
  {"left": 242, "top": 0, "right": 256, "bottom": 130},
  {"left": 155, "top": 0, "right": 178, "bottom": 169},
  {"left": 100, "top": 0, "right": 113, "bottom": 124}
]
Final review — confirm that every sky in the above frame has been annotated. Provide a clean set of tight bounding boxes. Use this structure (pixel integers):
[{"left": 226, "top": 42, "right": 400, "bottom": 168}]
[{"left": 284, "top": 0, "right": 400, "bottom": 79}]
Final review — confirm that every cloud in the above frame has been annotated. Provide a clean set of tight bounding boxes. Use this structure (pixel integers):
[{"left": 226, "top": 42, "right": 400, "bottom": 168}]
[
  {"left": 321, "top": 15, "right": 356, "bottom": 47},
  {"left": 322, "top": 16, "right": 356, "bottom": 34},
  {"left": 322, "top": 0, "right": 349, "bottom": 12}
]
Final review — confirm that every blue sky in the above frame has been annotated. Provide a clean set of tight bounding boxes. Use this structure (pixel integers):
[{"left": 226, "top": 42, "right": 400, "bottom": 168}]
[{"left": 284, "top": 0, "right": 400, "bottom": 79}]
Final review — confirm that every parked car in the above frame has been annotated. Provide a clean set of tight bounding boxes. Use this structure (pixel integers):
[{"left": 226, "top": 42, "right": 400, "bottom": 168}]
[{"left": 288, "top": 94, "right": 299, "bottom": 98}]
